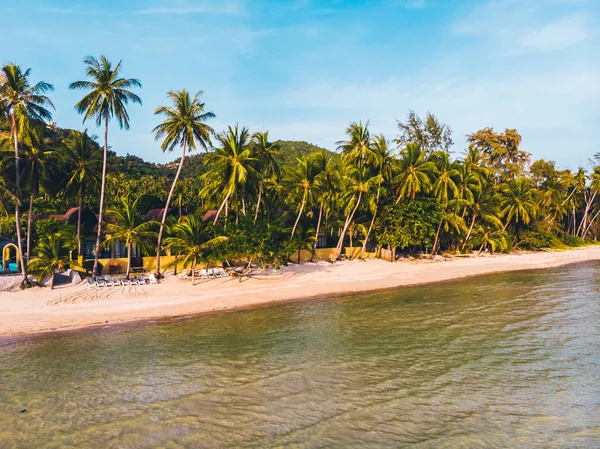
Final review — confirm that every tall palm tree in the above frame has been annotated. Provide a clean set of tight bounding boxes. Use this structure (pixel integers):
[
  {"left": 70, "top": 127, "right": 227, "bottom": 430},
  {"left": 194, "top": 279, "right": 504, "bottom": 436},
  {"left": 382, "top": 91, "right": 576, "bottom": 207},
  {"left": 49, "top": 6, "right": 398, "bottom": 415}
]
[
  {"left": 0, "top": 62, "right": 54, "bottom": 284},
  {"left": 62, "top": 130, "right": 102, "bottom": 256},
  {"left": 152, "top": 89, "right": 214, "bottom": 277},
  {"left": 285, "top": 155, "right": 317, "bottom": 238},
  {"left": 431, "top": 152, "right": 459, "bottom": 208},
  {"left": 334, "top": 165, "right": 382, "bottom": 259},
  {"left": 28, "top": 234, "right": 70, "bottom": 289},
  {"left": 20, "top": 126, "right": 55, "bottom": 261},
  {"left": 104, "top": 197, "right": 157, "bottom": 277},
  {"left": 337, "top": 121, "right": 374, "bottom": 167},
  {"left": 360, "top": 134, "right": 393, "bottom": 258},
  {"left": 311, "top": 151, "right": 336, "bottom": 257},
  {"left": 201, "top": 125, "right": 256, "bottom": 223},
  {"left": 251, "top": 131, "right": 279, "bottom": 224},
  {"left": 500, "top": 177, "right": 538, "bottom": 230},
  {"left": 393, "top": 143, "right": 436, "bottom": 201},
  {"left": 163, "top": 215, "right": 227, "bottom": 285},
  {"left": 70, "top": 55, "right": 141, "bottom": 275}
]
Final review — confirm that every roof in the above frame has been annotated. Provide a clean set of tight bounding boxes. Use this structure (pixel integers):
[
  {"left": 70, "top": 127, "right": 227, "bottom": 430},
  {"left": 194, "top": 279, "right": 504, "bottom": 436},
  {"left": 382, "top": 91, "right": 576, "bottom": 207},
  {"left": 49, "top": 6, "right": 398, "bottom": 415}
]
[
  {"left": 201, "top": 210, "right": 218, "bottom": 222},
  {"left": 146, "top": 208, "right": 174, "bottom": 221},
  {"left": 0, "top": 237, "right": 18, "bottom": 250},
  {"left": 63, "top": 207, "right": 98, "bottom": 225}
]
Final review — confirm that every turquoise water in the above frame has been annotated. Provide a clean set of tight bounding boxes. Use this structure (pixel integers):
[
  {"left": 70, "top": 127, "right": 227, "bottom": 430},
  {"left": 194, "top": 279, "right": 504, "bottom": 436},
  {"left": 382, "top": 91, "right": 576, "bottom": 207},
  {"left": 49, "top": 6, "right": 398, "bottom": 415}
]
[{"left": 1, "top": 262, "right": 599, "bottom": 448}]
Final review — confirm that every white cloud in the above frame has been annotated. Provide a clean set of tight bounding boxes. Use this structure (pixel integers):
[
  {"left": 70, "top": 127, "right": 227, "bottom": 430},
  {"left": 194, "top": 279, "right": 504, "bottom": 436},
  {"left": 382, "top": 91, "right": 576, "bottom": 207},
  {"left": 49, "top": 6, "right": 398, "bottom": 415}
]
[{"left": 521, "top": 13, "right": 589, "bottom": 51}]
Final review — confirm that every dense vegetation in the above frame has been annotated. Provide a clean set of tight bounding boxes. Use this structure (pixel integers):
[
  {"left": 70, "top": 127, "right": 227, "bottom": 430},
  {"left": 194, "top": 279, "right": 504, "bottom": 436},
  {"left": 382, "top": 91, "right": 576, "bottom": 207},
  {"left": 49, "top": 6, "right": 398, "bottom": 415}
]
[{"left": 1, "top": 59, "right": 598, "bottom": 285}]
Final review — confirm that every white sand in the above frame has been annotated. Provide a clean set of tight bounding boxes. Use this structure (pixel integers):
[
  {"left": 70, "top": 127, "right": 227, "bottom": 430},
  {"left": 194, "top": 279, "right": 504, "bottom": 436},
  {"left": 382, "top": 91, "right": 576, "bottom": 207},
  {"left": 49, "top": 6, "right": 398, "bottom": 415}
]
[{"left": 1, "top": 247, "right": 599, "bottom": 337}]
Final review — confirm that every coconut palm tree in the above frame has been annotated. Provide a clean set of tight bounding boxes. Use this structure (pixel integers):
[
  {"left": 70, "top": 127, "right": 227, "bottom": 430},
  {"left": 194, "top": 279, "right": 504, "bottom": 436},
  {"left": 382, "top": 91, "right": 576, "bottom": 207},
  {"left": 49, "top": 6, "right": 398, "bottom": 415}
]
[
  {"left": 393, "top": 143, "right": 436, "bottom": 201},
  {"left": 337, "top": 121, "right": 374, "bottom": 167},
  {"left": 62, "top": 130, "right": 102, "bottom": 256},
  {"left": 70, "top": 56, "right": 141, "bottom": 275},
  {"left": 431, "top": 152, "right": 459, "bottom": 208},
  {"left": 163, "top": 215, "right": 228, "bottom": 285},
  {"left": 0, "top": 62, "right": 54, "bottom": 283},
  {"left": 334, "top": 165, "right": 382, "bottom": 259},
  {"left": 251, "top": 131, "right": 279, "bottom": 224},
  {"left": 201, "top": 125, "right": 256, "bottom": 224},
  {"left": 152, "top": 89, "right": 215, "bottom": 277},
  {"left": 285, "top": 155, "right": 318, "bottom": 238},
  {"left": 500, "top": 177, "right": 538, "bottom": 230},
  {"left": 311, "top": 151, "right": 337, "bottom": 257},
  {"left": 28, "top": 234, "right": 70, "bottom": 289},
  {"left": 104, "top": 197, "right": 157, "bottom": 277},
  {"left": 20, "top": 126, "right": 55, "bottom": 261}
]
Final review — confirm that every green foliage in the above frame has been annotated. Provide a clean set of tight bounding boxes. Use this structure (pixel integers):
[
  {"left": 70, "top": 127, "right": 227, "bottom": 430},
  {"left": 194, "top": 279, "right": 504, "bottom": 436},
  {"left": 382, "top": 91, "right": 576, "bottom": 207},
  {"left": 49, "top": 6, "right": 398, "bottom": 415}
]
[
  {"left": 375, "top": 199, "right": 441, "bottom": 251},
  {"left": 33, "top": 219, "right": 77, "bottom": 250}
]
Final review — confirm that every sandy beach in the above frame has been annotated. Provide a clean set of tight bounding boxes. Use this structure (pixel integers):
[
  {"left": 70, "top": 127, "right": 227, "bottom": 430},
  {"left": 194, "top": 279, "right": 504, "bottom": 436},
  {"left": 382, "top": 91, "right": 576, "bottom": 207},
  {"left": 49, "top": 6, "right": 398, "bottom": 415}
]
[{"left": 1, "top": 246, "right": 599, "bottom": 337}]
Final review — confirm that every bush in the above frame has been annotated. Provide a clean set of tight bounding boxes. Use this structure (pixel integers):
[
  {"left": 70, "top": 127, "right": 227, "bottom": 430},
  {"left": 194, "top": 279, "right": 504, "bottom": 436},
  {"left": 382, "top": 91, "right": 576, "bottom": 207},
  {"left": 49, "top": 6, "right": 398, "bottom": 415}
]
[{"left": 562, "top": 234, "right": 586, "bottom": 247}]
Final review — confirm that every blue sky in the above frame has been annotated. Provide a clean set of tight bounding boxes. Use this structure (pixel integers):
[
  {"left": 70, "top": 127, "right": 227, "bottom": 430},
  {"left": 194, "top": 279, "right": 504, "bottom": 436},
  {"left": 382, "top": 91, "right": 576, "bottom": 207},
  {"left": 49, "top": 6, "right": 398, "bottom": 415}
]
[{"left": 3, "top": 0, "right": 599, "bottom": 168}]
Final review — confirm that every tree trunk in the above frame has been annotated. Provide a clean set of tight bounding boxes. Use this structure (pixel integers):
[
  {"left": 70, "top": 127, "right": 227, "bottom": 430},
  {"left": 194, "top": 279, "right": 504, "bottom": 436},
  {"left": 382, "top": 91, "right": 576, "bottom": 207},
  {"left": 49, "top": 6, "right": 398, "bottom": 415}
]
[
  {"left": 156, "top": 139, "right": 187, "bottom": 277},
  {"left": 334, "top": 192, "right": 362, "bottom": 259},
  {"left": 77, "top": 192, "right": 83, "bottom": 257},
  {"left": 214, "top": 190, "right": 231, "bottom": 224},
  {"left": 50, "top": 271, "right": 55, "bottom": 289},
  {"left": 26, "top": 190, "right": 34, "bottom": 262},
  {"left": 297, "top": 249, "right": 301, "bottom": 265},
  {"left": 126, "top": 242, "right": 132, "bottom": 278},
  {"left": 360, "top": 187, "right": 381, "bottom": 259},
  {"left": 312, "top": 202, "right": 323, "bottom": 261},
  {"left": 11, "top": 114, "right": 27, "bottom": 284},
  {"left": 92, "top": 117, "right": 109, "bottom": 276},
  {"left": 462, "top": 214, "right": 478, "bottom": 250},
  {"left": 191, "top": 256, "right": 196, "bottom": 286},
  {"left": 432, "top": 220, "right": 443, "bottom": 256},
  {"left": 291, "top": 192, "right": 307, "bottom": 238},
  {"left": 349, "top": 228, "right": 353, "bottom": 259},
  {"left": 478, "top": 242, "right": 486, "bottom": 256},
  {"left": 254, "top": 182, "right": 262, "bottom": 225}
]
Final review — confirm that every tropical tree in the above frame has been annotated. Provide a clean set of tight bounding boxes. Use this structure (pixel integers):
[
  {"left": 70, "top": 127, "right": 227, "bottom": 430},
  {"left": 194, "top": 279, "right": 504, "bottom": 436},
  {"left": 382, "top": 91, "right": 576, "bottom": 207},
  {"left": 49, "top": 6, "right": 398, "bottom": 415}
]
[
  {"left": 28, "top": 234, "right": 70, "bottom": 289},
  {"left": 251, "top": 131, "right": 279, "bottom": 224},
  {"left": 163, "top": 215, "right": 227, "bottom": 285},
  {"left": 285, "top": 155, "right": 318, "bottom": 238},
  {"left": 20, "top": 127, "right": 55, "bottom": 261},
  {"left": 62, "top": 130, "right": 102, "bottom": 256},
  {"left": 500, "top": 177, "right": 538, "bottom": 231},
  {"left": 104, "top": 197, "right": 157, "bottom": 277},
  {"left": 70, "top": 55, "right": 142, "bottom": 275},
  {"left": 0, "top": 62, "right": 54, "bottom": 283},
  {"left": 201, "top": 125, "right": 255, "bottom": 223},
  {"left": 337, "top": 121, "right": 374, "bottom": 167},
  {"left": 393, "top": 143, "right": 436, "bottom": 201},
  {"left": 152, "top": 89, "right": 215, "bottom": 277}
]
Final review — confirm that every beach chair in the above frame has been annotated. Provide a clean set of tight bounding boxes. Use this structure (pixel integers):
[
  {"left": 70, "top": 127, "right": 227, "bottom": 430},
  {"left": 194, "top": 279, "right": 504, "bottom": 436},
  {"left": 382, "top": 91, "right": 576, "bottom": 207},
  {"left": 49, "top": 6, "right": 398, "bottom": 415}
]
[
  {"left": 95, "top": 276, "right": 105, "bottom": 287},
  {"left": 86, "top": 277, "right": 95, "bottom": 288},
  {"left": 104, "top": 275, "right": 113, "bottom": 287},
  {"left": 199, "top": 268, "right": 208, "bottom": 279},
  {"left": 207, "top": 268, "right": 216, "bottom": 279},
  {"left": 121, "top": 276, "right": 132, "bottom": 286},
  {"left": 111, "top": 275, "right": 120, "bottom": 286},
  {"left": 148, "top": 273, "right": 158, "bottom": 284},
  {"left": 137, "top": 274, "right": 147, "bottom": 285},
  {"left": 217, "top": 267, "right": 228, "bottom": 278}
]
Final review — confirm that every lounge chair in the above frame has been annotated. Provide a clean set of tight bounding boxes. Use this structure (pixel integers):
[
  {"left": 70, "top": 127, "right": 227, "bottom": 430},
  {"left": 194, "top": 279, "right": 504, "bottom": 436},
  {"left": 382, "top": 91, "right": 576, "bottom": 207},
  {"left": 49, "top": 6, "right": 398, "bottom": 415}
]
[
  {"left": 208, "top": 268, "right": 216, "bottom": 279},
  {"left": 87, "top": 277, "right": 95, "bottom": 288},
  {"left": 104, "top": 275, "right": 113, "bottom": 287},
  {"left": 95, "top": 276, "right": 105, "bottom": 287},
  {"left": 8, "top": 262, "right": 18, "bottom": 274},
  {"left": 136, "top": 274, "right": 147, "bottom": 285},
  {"left": 148, "top": 273, "right": 158, "bottom": 284},
  {"left": 111, "top": 275, "right": 120, "bottom": 286},
  {"left": 199, "top": 269, "right": 208, "bottom": 279},
  {"left": 217, "top": 267, "right": 228, "bottom": 278},
  {"left": 121, "top": 276, "right": 132, "bottom": 286}
]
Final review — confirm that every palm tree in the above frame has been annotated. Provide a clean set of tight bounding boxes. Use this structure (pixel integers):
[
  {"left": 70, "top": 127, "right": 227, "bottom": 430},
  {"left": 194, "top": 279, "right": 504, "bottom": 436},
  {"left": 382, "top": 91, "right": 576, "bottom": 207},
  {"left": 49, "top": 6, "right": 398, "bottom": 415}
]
[
  {"left": 393, "top": 143, "right": 436, "bottom": 201},
  {"left": 337, "top": 121, "right": 374, "bottom": 167},
  {"left": 28, "top": 234, "right": 70, "bottom": 289},
  {"left": 104, "top": 197, "right": 157, "bottom": 277},
  {"left": 201, "top": 125, "right": 256, "bottom": 223},
  {"left": 311, "top": 151, "right": 336, "bottom": 257},
  {"left": 70, "top": 55, "right": 141, "bottom": 275},
  {"left": 0, "top": 62, "right": 54, "bottom": 284},
  {"left": 431, "top": 152, "right": 459, "bottom": 208},
  {"left": 20, "top": 126, "right": 55, "bottom": 261},
  {"left": 334, "top": 165, "right": 382, "bottom": 259},
  {"left": 62, "top": 130, "right": 102, "bottom": 256},
  {"left": 285, "top": 155, "right": 317, "bottom": 238},
  {"left": 360, "top": 134, "right": 394, "bottom": 258},
  {"left": 500, "top": 177, "right": 538, "bottom": 230},
  {"left": 152, "top": 89, "right": 214, "bottom": 277},
  {"left": 163, "top": 215, "right": 227, "bottom": 285},
  {"left": 251, "top": 131, "right": 279, "bottom": 224}
]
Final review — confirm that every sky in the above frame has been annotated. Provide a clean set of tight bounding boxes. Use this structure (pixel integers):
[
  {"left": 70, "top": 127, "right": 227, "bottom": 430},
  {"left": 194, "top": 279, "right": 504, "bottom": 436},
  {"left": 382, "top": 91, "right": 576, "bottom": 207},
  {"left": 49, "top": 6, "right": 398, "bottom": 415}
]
[{"left": 3, "top": 0, "right": 599, "bottom": 168}]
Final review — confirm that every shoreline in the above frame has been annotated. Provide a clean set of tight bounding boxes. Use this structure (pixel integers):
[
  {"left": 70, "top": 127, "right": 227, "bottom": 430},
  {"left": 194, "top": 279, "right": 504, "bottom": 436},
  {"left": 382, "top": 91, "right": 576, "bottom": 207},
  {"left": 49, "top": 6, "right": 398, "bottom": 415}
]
[{"left": 1, "top": 246, "right": 600, "bottom": 339}]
